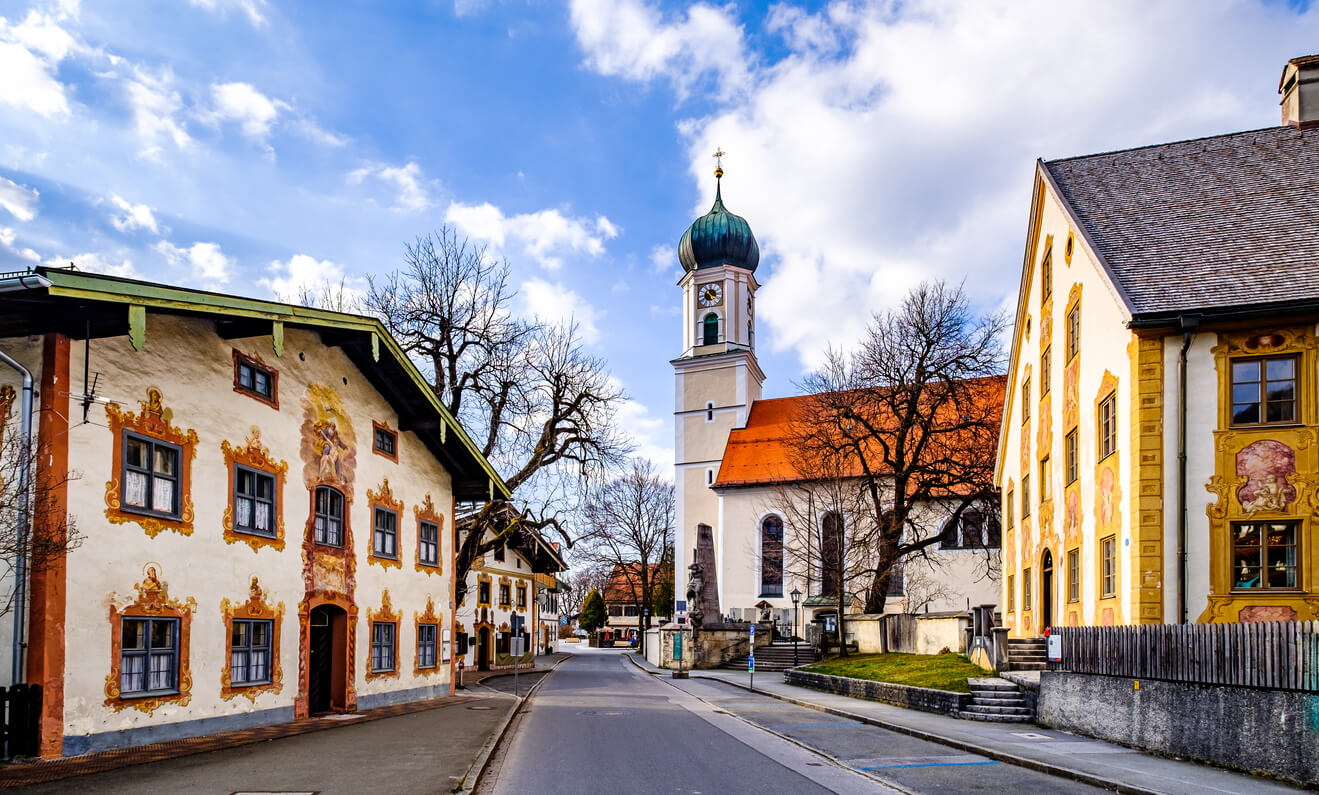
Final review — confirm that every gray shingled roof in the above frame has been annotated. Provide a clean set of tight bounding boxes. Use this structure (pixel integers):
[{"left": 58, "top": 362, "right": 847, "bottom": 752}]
[{"left": 1043, "top": 125, "right": 1319, "bottom": 318}]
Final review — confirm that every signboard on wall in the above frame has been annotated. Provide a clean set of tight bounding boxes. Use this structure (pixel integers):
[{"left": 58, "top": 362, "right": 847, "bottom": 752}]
[{"left": 1047, "top": 634, "right": 1062, "bottom": 662}]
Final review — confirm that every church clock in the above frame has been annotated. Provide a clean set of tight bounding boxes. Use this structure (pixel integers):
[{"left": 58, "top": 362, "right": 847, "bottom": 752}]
[{"left": 698, "top": 282, "right": 723, "bottom": 307}]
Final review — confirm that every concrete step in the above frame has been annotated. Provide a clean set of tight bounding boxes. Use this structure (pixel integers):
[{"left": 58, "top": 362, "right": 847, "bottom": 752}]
[
  {"left": 960, "top": 710, "right": 1033, "bottom": 723},
  {"left": 1002, "top": 662, "right": 1048, "bottom": 671},
  {"left": 963, "top": 705, "right": 1033, "bottom": 717},
  {"left": 970, "top": 695, "right": 1026, "bottom": 707},
  {"left": 967, "top": 680, "right": 1018, "bottom": 692}
]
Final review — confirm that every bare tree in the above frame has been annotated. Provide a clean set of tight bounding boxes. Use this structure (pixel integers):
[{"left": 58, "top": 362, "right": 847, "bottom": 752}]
[
  {"left": 579, "top": 459, "right": 674, "bottom": 655},
  {"left": 558, "top": 561, "right": 612, "bottom": 620},
  {"left": 0, "top": 390, "right": 82, "bottom": 620},
  {"left": 793, "top": 280, "right": 1005, "bottom": 617},
  {"left": 360, "top": 229, "right": 632, "bottom": 600}
]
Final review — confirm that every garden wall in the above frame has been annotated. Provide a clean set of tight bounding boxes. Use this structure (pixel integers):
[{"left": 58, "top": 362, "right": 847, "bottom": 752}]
[{"left": 785, "top": 669, "right": 971, "bottom": 716}]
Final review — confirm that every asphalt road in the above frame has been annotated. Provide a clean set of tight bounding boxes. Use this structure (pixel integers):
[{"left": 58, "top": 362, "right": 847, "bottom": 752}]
[{"left": 481, "top": 647, "right": 1110, "bottom": 795}]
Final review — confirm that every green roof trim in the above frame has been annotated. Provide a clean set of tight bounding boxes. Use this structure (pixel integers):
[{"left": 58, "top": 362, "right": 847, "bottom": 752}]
[{"left": 34, "top": 267, "right": 510, "bottom": 500}]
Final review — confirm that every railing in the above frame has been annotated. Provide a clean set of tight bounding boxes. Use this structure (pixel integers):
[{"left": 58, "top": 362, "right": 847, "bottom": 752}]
[{"left": 1054, "top": 621, "right": 1319, "bottom": 693}]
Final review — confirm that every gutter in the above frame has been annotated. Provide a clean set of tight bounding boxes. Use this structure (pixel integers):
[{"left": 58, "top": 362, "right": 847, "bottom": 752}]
[
  {"left": 1176, "top": 315, "right": 1200, "bottom": 625},
  {"left": 1129, "top": 298, "right": 1319, "bottom": 329},
  {"left": 0, "top": 272, "right": 52, "bottom": 683}
]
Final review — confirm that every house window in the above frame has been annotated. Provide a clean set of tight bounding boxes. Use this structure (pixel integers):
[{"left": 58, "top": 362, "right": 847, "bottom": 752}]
[
  {"left": 706, "top": 401, "right": 714, "bottom": 422},
  {"left": 313, "top": 486, "right": 345, "bottom": 547},
  {"left": 1039, "top": 457, "right": 1050, "bottom": 504},
  {"left": 517, "top": 585, "right": 527, "bottom": 608},
  {"left": 1007, "top": 574, "right": 1015, "bottom": 611},
  {"left": 371, "top": 622, "right": 396, "bottom": 673},
  {"left": 1023, "top": 568, "right": 1032, "bottom": 610},
  {"left": 608, "top": 605, "right": 622, "bottom": 617},
  {"left": 1066, "top": 304, "right": 1080, "bottom": 360},
  {"left": 1231, "top": 356, "right": 1297, "bottom": 426},
  {"left": 373, "top": 508, "right": 398, "bottom": 559},
  {"left": 1006, "top": 489, "right": 1014, "bottom": 529},
  {"left": 1040, "top": 347, "right": 1051, "bottom": 395},
  {"left": 478, "top": 580, "right": 491, "bottom": 607},
  {"left": 120, "top": 617, "right": 179, "bottom": 696},
  {"left": 1021, "top": 475, "right": 1031, "bottom": 518},
  {"left": 230, "top": 619, "right": 272, "bottom": 686},
  {"left": 1041, "top": 248, "right": 1052, "bottom": 301},
  {"left": 499, "top": 583, "right": 511, "bottom": 607},
  {"left": 493, "top": 544, "right": 505, "bottom": 563},
  {"left": 760, "top": 514, "right": 784, "bottom": 596},
  {"left": 234, "top": 353, "right": 276, "bottom": 405},
  {"left": 373, "top": 423, "right": 398, "bottom": 460},
  {"left": 623, "top": 605, "right": 638, "bottom": 617},
  {"left": 417, "top": 624, "right": 438, "bottom": 669},
  {"left": 123, "top": 433, "right": 182, "bottom": 518},
  {"left": 1022, "top": 379, "right": 1031, "bottom": 423},
  {"left": 941, "top": 510, "right": 1000, "bottom": 549},
  {"left": 1067, "top": 548, "right": 1080, "bottom": 603},
  {"left": 1232, "top": 522, "right": 1298, "bottom": 590},
  {"left": 702, "top": 313, "right": 719, "bottom": 346},
  {"left": 1098, "top": 393, "right": 1117, "bottom": 460},
  {"left": 1065, "top": 429, "right": 1079, "bottom": 485},
  {"left": 418, "top": 520, "right": 439, "bottom": 567},
  {"left": 1101, "top": 535, "right": 1116, "bottom": 597},
  {"left": 233, "top": 465, "right": 276, "bottom": 538},
  {"left": 707, "top": 469, "right": 714, "bottom": 485}
]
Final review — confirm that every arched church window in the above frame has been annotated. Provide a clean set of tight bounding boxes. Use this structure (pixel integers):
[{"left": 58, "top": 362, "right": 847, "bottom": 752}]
[
  {"left": 820, "top": 512, "right": 843, "bottom": 597},
  {"left": 703, "top": 313, "right": 719, "bottom": 346},
  {"left": 760, "top": 515, "right": 784, "bottom": 597}
]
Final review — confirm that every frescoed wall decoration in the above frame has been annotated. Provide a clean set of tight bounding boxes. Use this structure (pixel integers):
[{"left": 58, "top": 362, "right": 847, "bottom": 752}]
[
  {"left": 221, "top": 427, "right": 289, "bottom": 552},
  {"left": 220, "top": 576, "right": 285, "bottom": 702},
  {"left": 366, "top": 590, "right": 401, "bottom": 681},
  {"left": 105, "top": 564, "right": 195, "bottom": 714},
  {"left": 300, "top": 382, "right": 357, "bottom": 492},
  {"left": 104, "top": 388, "right": 199, "bottom": 538},
  {"left": 1235, "top": 440, "right": 1297, "bottom": 513}
]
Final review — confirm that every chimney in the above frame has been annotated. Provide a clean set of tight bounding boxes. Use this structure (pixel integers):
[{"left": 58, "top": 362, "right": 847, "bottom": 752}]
[{"left": 1279, "top": 55, "right": 1319, "bottom": 129}]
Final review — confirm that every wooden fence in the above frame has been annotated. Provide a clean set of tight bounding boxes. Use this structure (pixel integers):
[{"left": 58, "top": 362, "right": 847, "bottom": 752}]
[{"left": 1053, "top": 621, "right": 1319, "bottom": 692}]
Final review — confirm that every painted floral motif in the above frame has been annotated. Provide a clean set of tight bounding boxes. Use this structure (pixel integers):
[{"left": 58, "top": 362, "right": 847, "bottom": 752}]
[
  {"left": 1238, "top": 604, "right": 1297, "bottom": 623},
  {"left": 1235, "top": 440, "right": 1297, "bottom": 513}
]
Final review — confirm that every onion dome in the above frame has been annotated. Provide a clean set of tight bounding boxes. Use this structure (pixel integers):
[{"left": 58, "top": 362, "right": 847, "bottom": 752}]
[{"left": 678, "top": 168, "right": 759, "bottom": 273}]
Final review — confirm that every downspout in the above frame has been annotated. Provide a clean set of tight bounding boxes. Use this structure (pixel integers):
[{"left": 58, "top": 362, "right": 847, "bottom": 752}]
[
  {"left": 0, "top": 349, "right": 33, "bottom": 684},
  {"left": 1176, "top": 314, "right": 1200, "bottom": 625},
  {"left": 0, "top": 271, "right": 52, "bottom": 683}
]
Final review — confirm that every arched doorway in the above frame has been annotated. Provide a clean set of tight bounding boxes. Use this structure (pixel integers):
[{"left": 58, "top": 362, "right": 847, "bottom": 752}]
[
  {"left": 308, "top": 604, "right": 348, "bottom": 714},
  {"left": 1040, "top": 549, "right": 1054, "bottom": 634},
  {"left": 476, "top": 626, "right": 492, "bottom": 671}
]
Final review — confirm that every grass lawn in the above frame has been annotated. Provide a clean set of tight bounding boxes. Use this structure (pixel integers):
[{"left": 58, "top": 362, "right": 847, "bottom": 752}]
[{"left": 803, "top": 652, "right": 986, "bottom": 693}]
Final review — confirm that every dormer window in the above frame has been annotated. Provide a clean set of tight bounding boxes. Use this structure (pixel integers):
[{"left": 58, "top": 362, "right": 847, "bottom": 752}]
[{"left": 703, "top": 313, "right": 719, "bottom": 346}]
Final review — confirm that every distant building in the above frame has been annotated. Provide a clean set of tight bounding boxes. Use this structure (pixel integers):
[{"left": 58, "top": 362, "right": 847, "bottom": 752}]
[
  {"left": 599, "top": 562, "right": 665, "bottom": 644},
  {"left": 0, "top": 267, "right": 504, "bottom": 756},
  {"left": 997, "top": 55, "right": 1319, "bottom": 634}
]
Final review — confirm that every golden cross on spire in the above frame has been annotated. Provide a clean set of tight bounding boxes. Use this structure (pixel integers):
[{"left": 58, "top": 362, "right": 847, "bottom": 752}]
[{"left": 713, "top": 147, "right": 725, "bottom": 179}]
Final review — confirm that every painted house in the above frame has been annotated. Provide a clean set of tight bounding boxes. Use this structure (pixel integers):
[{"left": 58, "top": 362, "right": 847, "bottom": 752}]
[
  {"left": 0, "top": 266, "right": 506, "bottom": 756},
  {"left": 454, "top": 522, "right": 564, "bottom": 671},
  {"left": 997, "top": 56, "right": 1319, "bottom": 635},
  {"left": 673, "top": 167, "right": 1002, "bottom": 632}
]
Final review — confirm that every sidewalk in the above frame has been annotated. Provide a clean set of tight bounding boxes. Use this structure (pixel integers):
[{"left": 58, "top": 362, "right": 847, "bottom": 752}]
[{"left": 629, "top": 654, "right": 1298, "bottom": 795}]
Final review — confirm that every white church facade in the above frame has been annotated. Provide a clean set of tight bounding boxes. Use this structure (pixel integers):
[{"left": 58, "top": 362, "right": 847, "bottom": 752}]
[{"left": 671, "top": 164, "right": 1001, "bottom": 635}]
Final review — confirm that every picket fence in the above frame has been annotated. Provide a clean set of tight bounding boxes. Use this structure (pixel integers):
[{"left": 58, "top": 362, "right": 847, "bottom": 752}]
[{"left": 1053, "top": 621, "right": 1319, "bottom": 693}]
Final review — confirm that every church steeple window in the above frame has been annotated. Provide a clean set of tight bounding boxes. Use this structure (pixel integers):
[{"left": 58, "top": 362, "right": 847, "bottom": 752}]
[{"left": 702, "top": 313, "right": 719, "bottom": 346}]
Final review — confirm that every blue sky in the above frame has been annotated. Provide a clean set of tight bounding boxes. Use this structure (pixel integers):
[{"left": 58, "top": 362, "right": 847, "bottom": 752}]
[{"left": 2, "top": 0, "right": 1317, "bottom": 471}]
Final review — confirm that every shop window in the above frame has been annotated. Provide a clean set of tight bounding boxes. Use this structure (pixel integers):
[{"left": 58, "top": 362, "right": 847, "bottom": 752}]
[{"left": 1232, "top": 522, "right": 1298, "bottom": 590}]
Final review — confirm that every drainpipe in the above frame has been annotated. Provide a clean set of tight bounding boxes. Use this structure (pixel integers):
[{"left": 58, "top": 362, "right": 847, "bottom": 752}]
[
  {"left": 1176, "top": 314, "right": 1200, "bottom": 625},
  {"left": 0, "top": 349, "right": 33, "bottom": 684},
  {"left": 0, "top": 271, "right": 51, "bottom": 684}
]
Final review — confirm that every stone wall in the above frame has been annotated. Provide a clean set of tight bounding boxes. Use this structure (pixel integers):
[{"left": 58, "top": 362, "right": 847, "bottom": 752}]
[
  {"left": 785, "top": 670, "right": 971, "bottom": 716},
  {"left": 650, "top": 623, "right": 770, "bottom": 669},
  {"left": 1038, "top": 672, "right": 1319, "bottom": 787}
]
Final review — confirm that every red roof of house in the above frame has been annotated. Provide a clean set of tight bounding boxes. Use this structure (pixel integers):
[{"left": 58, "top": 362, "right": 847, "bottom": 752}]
[
  {"left": 602, "top": 562, "right": 662, "bottom": 603},
  {"left": 714, "top": 376, "right": 1006, "bottom": 489}
]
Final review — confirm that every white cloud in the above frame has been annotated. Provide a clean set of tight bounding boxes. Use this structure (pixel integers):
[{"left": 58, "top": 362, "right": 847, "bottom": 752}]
[
  {"left": 154, "top": 240, "right": 234, "bottom": 285},
  {"left": 453, "top": 0, "right": 491, "bottom": 18},
  {"left": 45, "top": 251, "right": 137, "bottom": 278},
  {"left": 188, "top": 0, "right": 268, "bottom": 27},
  {"left": 649, "top": 243, "right": 675, "bottom": 273},
  {"left": 446, "top": 201, "right": 618, "bottom": 270},
  {"left": 0, "top": 11, "right": 79, "bottom": 118},
  {"left": 0, "top": 227, "right": 40, "bottom": 264},
  {"left": 108, "top": 194, "right": 159, "bottom": 234},
  {"left": 348, "top": 161, "right": 433, "bottom": 213},
  {"left": 124, "top": 66, "right": 191, "bottom": 159},
  {"left": 650, "top": 0, "right": 1319, "bottom": 372},
  {"left": 611, "top": 279, "right": 630, "bottom": 293},
  {"left": 519, "top": 277, "right": 601, "bottom": 344},
  {"left": 207, "top": 82, "right": 285, "bottom": 141},
  {"left": 259, "top": 253, "right": 366, "bottom": 305},
  {"left": 569, "top": 0, "right": 751, "bottom": 98},
  {"left": 615, "top": 395, "right": 673, "bottom": 474},
  {"left": 0, "top": 177, "right": 39, "bottom": 222}
]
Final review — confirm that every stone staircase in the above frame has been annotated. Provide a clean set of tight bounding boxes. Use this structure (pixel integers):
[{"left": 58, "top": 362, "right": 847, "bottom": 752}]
[
  {"left": 721, "top": 642, "right": 814, "bottom": 672},
  {"left": 1002, "top": 637, "right": 1048, "bottom": 671},
  {"left": 961, "top": 678, "right": 1033, "bottom": 722}
]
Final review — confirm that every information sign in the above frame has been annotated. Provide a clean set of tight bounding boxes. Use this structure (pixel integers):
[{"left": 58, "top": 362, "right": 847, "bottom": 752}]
[
  {"left": 1047, "top": 634, "right": 1062, "bottom": 662},
  {"left": 673, "top": 631, "right": 683, "bottom": 661}
]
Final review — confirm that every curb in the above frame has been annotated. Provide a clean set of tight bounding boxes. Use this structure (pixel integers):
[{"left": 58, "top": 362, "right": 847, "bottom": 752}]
[
  {"left": 459, "top": 654, "right": 572, "bottom": 794},
  {"left": 625, "top": 655, "right": 1158, "bottom": 795}
]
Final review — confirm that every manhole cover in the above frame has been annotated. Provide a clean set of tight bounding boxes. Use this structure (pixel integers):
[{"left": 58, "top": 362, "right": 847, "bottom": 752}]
[
  {"left": 577, "top": 710, "right": 631, "bottom": 716},
  {"left": 467, "top": 705, "right": 496, "bottom": 710}
]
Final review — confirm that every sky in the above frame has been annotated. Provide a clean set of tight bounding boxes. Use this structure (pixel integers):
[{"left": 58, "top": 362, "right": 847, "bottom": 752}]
[{"left": 2, "top": 0, "right": 1317, "bottom": 475}]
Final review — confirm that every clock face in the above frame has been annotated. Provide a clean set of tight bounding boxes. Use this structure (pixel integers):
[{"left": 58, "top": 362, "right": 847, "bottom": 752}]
[{"left": 698, "top": 282, "right": 723, "bottom": 307}]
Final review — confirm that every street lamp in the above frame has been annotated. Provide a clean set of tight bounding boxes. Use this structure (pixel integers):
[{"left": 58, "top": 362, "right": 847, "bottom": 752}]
[{"left": 790, "top": 587, "right": 802, "bottom": 667}]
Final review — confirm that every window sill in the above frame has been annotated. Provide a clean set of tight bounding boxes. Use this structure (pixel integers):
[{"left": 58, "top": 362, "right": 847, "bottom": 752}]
[
  {"left": 315, "top": 541, "right": 345, "bottom": 550},
  {"left": 1228, "top": 421, "right": 1303, "bottom": 431},
  {"left": 235, "top": 528, "right": 278, "bottom": 539},
  {"left": 1230, "top": 588, "right": 1303, "bottom": 594},
  {"left": 232, "top": 680, "right": 272, "bottom": 688},
  {"left": 120, "top": 689, "right": 180, "bottom": 700},
  {"left": 122, "top": 505, "right": 183, "bottom": 522},
  {"left": 373, "top": 553, "right": 400, "bottom": 561}
]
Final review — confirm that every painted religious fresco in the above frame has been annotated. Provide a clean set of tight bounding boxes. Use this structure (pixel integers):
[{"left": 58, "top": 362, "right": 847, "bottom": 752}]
[
  {"left": 300, "top": 383, "right": 357, "bottom": 492},
  {"left": 1235, "top": 440, "right": 1297, "bottom": 513}
]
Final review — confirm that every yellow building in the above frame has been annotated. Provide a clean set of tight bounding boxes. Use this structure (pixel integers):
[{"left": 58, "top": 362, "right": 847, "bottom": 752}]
[{"left": 998, "top": 55, "right": 1319, "bottom": 636}]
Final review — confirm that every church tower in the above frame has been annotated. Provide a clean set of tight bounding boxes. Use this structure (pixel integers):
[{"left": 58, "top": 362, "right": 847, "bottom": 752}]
[{"left": 672, "top": 157, "right": 764, "bottom": 612}]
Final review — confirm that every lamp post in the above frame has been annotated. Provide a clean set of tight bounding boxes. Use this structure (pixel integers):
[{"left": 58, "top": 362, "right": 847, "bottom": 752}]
[{"left": 790, "top": 587, "right": 802, "bottom": 667}]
